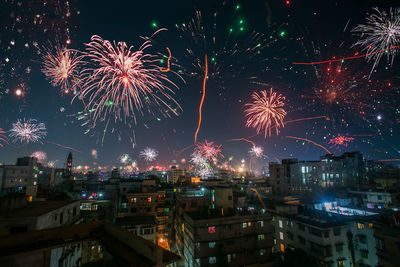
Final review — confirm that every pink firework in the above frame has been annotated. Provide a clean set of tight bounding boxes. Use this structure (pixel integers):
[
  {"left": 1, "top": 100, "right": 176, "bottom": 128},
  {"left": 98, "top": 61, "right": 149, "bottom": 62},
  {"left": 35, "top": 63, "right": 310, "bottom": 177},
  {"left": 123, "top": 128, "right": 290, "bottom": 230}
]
[
  {"left": 77, "top": 32, "right": 181, "bottom": 126},
  {"left": 194, "top": 140, "right": 223, "bottom": 163},
  {"left": 41, "top": 46, "right": 83, "bottom": 94},
  {"left": 329, "top": 134, "right": 355, "bottom": 149},
  {"left": 244, "top": 88, "right": 287, "bottom": 137},
  {"left": 30, "top": 151, "right": 47, "bottom": 163},
  {"left": 0, "top": 128, "right": 8, "bottom": 148}
]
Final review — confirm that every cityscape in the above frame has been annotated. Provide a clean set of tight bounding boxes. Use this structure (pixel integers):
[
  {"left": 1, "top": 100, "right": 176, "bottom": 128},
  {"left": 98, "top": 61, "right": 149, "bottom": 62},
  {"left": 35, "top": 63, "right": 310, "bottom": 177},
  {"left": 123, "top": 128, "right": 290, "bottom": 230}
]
[{"left": 0, "top": 0, "right": 400, "bottom": 267}]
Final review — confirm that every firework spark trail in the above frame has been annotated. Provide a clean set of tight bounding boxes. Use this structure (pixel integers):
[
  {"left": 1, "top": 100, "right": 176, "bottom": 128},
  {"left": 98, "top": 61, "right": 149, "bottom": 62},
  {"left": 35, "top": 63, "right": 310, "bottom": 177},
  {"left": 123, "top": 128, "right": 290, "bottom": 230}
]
[
  {"left": 286, "top": 136, "right": 333, "bottom": 155},
  {"left": 46, "top": 141, "right": 83, "bottom": 153},
  {"left": 229, "top": 138, "right": 255, "bottom": 147},
  {"left": 0, "top": 128, "right": 9, "bottom": 147},
  {"left": 9, "top": 119, "right": 47, "bottom": 143},
  {"left": 378, "top": 159, "right": 400, "bottom": 162},
  {"left": 245, "top": 88, "right": 287, "bottom": 138},
  {"left": 160, "top": 47, "right": 171, "bottom": 72},
  {"left": 75, "top": 31, "right": 181, "bottom": 134},
  {"left": 292, "top": 46, "right": 400, "bottom": 65},
  {"left": 194, "top": 55, "right": 208, "bottom": 144}
]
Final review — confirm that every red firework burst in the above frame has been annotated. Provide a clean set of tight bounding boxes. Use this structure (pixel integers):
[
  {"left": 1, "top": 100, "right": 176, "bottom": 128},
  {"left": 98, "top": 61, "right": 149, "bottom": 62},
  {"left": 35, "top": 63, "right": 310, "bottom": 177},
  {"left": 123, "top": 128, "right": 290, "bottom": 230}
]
[
  {"left": 329, "top": 134, "right": 355, "bottom": 149},
  {"left": 194, "top": 140, "right": 223, "bottom": 162}
]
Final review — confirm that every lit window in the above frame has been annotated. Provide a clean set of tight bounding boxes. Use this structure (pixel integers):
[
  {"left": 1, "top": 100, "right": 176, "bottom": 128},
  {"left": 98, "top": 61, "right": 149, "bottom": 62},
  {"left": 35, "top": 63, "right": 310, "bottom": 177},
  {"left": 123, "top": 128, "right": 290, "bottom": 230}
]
[
  {"left": 258, "top": 220, "right": 264, "bottom": 227},
  {"left": 279, "top": 232, "right": 284, "bottom": 240},
  {"left": 260, "top": 249, "right": 266, "bottom": 255},
  {"left": 368, "top": 223, "right": 373, "bottom": 228},
  {"left": 209, "top": 257, "right": 216, "bottom": 264},
  {"left": 357, "top": 223, "right": 365, "bottom": 230},
  {"left": 280, "top": 243, "right": 285, "bottom": 252},
  {"left": 247, "top": 222, "right": 252, "bottom": 227},
  {"left": 258, "top": 234, "right": 265, "bottom": 240},
  {"left": 242, "top": 223, "right": 247, "bottom": 229},
  {"left": 227, "top": 254, "right": 232, "bottom": 263},
  {"left": 147, "top": 197, "right": 152, "bottom": 203},
  {"left": 301, "top": 166, "right": 306, "bottom": 173},
  {"left": 278, "top": 220, "right": 283, "bottom": 228},
  {"left": 209, "top": 242, "right": 216, "bottom": 248},
  {"left": 131, "top": 197, "right": 136, "bottom": 203},
  {"left": 208, "top": 226, "right": 216, "bottom": 233},
  {"left": 337, "top": 260, "right": 345, "bottom": 266}
]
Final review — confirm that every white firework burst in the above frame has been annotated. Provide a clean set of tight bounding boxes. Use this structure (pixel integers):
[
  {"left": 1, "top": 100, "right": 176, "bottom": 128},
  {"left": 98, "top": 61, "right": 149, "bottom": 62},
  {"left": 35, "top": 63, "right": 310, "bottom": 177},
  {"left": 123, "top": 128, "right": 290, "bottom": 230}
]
[
  {"left": 9, "top": 119, "right": 47, "bottom": 143},
  {"left": 139, "top": 147, "right": 158, "bottom": 162},
  {"left": 352, "top": 7, "right": 400, "bottom": 71},
  {"left": 249, "top": 146, "right": 264, "bottom": 158},
  {"left": 30, "top": 151, "right": 47, "bottom": 163}
]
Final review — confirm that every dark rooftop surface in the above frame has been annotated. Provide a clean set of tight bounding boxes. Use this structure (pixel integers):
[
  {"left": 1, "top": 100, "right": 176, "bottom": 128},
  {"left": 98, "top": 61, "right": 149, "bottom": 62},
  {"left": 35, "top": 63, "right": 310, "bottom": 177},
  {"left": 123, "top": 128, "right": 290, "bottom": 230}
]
[{"left": 0, "top": 200, "right": 78, "bottom": 218}]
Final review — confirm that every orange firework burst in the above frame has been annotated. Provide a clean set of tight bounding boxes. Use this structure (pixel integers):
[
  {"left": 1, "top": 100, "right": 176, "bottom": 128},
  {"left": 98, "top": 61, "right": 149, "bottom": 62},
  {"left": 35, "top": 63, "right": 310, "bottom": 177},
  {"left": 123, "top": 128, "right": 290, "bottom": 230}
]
[
  {"left": 244, "top": 88, "right": 287, "bottom": 137},
  {"left": 41, "top": 46, "right": 83, "bottom": 94}
]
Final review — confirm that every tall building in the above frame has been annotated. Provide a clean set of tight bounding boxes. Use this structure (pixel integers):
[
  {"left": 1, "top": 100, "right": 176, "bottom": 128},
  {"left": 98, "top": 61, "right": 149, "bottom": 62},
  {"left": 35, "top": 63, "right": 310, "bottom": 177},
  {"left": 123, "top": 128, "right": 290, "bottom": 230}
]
[
  {"left": 171, "top": 166, "right": 185, "bottom": 184},
  {"left": 0, "top": 157, "right": 39, "bottom": 194}
]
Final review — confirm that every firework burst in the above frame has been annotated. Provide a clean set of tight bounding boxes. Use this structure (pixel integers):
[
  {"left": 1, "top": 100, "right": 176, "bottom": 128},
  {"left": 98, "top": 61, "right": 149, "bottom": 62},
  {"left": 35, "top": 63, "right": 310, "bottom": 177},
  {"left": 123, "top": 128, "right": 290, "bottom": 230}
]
[
  {"left": 190, "top": 152, "right": 207, "bottom": 166},
  {"left": 194, "top": 140, "right": 223, "bottom": 163},
  {"left": 329, "top": 134, "right": 355, "bottom": 150},
  {"left": 76, "top": 33, "right": 181, "bottom": 127},
  {"left": 30, "top": 151, "right": 47, "bottom": 163},
  {"left": 249, "top": 146, "right": 264, "bottom": 158},
  {"left": 139, "top": 147, "right": 158, "bottom": 162},
  {"left": 41, "top": 46, "right": 83, "bottom": 94},
  {"left": 120, "top": 153, "right": 131, "bottom": 164},
  {"left": 245, "top": 88, "right": 287, "bottom": 137},
  {"left": 9, "top": 119, "right": 47, "bottom": 143},
  {"left": 352, "top": 7, "right": 400, "bottom": 71}
]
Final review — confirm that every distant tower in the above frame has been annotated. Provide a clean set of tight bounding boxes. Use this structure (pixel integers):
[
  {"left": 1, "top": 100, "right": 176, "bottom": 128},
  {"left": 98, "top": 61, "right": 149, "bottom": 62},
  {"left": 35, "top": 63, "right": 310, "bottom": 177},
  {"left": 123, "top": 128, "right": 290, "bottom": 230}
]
[{"left": 66, "top": 152, "right": 73, "bottom": 177}]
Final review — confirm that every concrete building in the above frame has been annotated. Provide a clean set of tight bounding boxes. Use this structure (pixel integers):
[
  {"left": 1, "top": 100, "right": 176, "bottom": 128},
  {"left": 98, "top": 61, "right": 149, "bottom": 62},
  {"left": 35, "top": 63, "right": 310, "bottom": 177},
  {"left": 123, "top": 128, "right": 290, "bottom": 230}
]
[
  {"left": 372, "top": 219, "right": 400, "bottom": 267},
  {"left": 1, "top": 157, "right": 39, "bottom": 194},
  {"left": 348, "top": 220, "right": 378, "bottom": 267},
  {"left": 171, "top": 166, "right": 185, "bottom": 184},
  {"left": 183, "top": 211, "right": 273, "bottom": 266},
  {"left": 272, "top": 213, "right": 352, "bottom": 267},
  {"left": 349, "top": 190, "right": 392, "bottom": 209},
  {"left": 116, "top": 216, "right": 159, "bottom": 244},
  {"left": 269, "top": 152, "right": 366, "bottom": 193},
  {"left": 0, "top": 200, "right": 81, "bottom": 236},
  {"left": 0, "top": 221, "right": 180, "bottom": 267}
]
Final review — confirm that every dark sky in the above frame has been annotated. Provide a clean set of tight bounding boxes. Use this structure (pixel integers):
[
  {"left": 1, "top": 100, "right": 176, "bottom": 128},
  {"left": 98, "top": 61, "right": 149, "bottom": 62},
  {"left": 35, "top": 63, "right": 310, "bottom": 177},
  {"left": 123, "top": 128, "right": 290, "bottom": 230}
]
[{"left": 0, "top": 0, "right": 399, "bottom": 169}]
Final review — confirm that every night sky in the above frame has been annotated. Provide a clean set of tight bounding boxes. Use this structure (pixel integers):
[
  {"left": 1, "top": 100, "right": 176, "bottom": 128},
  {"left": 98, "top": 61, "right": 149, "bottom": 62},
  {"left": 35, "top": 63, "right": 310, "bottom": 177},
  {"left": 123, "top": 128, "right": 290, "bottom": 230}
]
[{"left": 0, "top": 0, "right": 399, "bottom": 170}]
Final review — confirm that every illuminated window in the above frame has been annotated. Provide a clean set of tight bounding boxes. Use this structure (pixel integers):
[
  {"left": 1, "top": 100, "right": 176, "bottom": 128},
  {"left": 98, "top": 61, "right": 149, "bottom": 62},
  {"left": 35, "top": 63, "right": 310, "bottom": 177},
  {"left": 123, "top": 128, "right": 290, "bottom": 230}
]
[
  {"left": 369, "top": 223, "right": 373, "bottom": 228},
  {"left": 131, "top": 197, "right": 136, "bottom": 203},
  {"left": 227, "top": 254, "right": 232, "bottom": 263},
  {"left": 357, "top": 223, "right": 365, "bottom": 230},
  {"left": 301, "top": 166, "right": 306, "bottom": 173},
  {"left": 337, "top": 260, "right": 345, "bottom": 266},
  {"left": 260, "top": 248, "right": 266, "bottom": 255},
  {"left": 208, "top": 226, "right": 216, "bottom": 233},
  {"left": 27, "top": 195, "right": 32, "bottom": 202},
  {"left": 242, "top": 223, "right": 247, "bottom": 229},
  {"left": 280, "top": 243, "right": 285, "bottom": 252},
  {"left": 247, "top": 222, "right": 252, "bottom": 227},
  {"left": 147, "top": 197, "right": 152, "bottom": 203},
  {"left": 279, "top": 232, "right": 284, "bottom": 240},
  {"left": 258, "top": 220, "right": 264, "bottom": 227},
  {"left": 209, "top": 242, "right": 216, "bottom": 248},
  {"left": 278, "top": 220, "right": 283, "bottom": 228},
  {"left": 258, "top": 234, "right": 265, "bottom": 240},
  {"left": 209, "top": 257, "right": 216, "bottom": 264}
]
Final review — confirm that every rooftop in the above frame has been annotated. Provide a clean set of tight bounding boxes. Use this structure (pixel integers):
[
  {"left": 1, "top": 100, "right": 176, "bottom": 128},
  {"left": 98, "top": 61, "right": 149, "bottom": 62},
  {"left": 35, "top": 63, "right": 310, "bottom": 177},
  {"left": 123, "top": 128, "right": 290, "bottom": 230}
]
[{"left": 0, "top": 200, "right": 78, "bottom": 218}]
